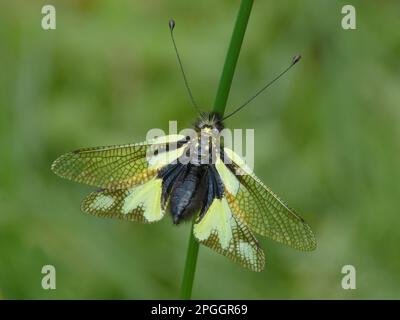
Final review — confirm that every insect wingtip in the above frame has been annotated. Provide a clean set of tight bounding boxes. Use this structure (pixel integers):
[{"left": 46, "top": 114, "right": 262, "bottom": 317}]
[
  {"left": 50, "top": 158, "right": 59, "bottom": 173},
  {"left": 306, "top": 233, "right": 317, "bottom": 251},
  {"left": 256, "top": 261, "right": 265, "bottom": 272},
  {"left": 50, "top": 153, "right": 70, "bottom": 176}
]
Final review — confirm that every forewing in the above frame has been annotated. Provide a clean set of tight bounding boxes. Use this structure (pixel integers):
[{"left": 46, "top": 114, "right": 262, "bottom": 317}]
[
  {"left": 193, "top": 197, "right": 265, "bottom": 272},
  {"left": 82, "top": 177, "right": 165, "bottom": 223},
  {"left": 51, "top": 135, "right": 188, "bottom": 189},
  {"left": 221, "top": 148, "right": 317, "bottom": 251}
]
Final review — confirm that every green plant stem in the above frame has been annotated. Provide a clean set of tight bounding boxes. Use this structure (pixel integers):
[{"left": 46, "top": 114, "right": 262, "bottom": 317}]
[
  {"left": 213, "top": 0, "right": 254, "bottom": 115},
  {"left": 180, "top": 0, "right": 254, "bottom": 300},
  {"left": 180, "top": 219, "right": 200, "bottom": 299}
]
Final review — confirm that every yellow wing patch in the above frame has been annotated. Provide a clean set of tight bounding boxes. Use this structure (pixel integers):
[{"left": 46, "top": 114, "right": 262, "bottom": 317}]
[
  {"left": 147, "top": 145, "right": 186, "bottom": 170},
  {"left": 194, "top": 198, "right": 233, "bottom": 249},
  {"left": 89, "top": 193, "right": 115, "bottom": 211},
  {"left": 215, "top": 157, "right": 239, "bottom": 196},
  {"left": 122, "top": 178, "right": 163, "bottom": 222},
  {"left": 193, "top": 195, "right": 265, "bottom": 272},
  {"left": 82, "top": 178, "right": 165, "bottom": 223}
]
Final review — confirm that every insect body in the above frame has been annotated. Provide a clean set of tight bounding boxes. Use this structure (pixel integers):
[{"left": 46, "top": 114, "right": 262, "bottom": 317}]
[
  {"left": 52, "top": 112, "right": 316, "bottom": 271},
  {"left": 162, "top": 113, "right": 223, "bottom": 224}
]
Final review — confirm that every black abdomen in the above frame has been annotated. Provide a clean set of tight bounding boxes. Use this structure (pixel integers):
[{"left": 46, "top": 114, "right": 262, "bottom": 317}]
[
  {"left": 169, "top": 165, "right": 207, "bottom": 224},
  {"left": 158, "top": 163, "right": 224, "bottom": 225}
]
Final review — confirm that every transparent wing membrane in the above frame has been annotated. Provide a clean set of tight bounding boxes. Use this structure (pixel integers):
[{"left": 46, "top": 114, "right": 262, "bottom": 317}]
[
  {"left": 51, "top": 135, "right": 187, "bottom": 189},
  {"left": 224, "top": 148, "right": 316, "bottom": 251},
  {"left": 232, "top": 174, "right": 316, "bottom": 251}
]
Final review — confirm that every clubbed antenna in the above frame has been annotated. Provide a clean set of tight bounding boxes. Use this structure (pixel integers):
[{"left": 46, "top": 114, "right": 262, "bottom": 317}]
[{"left": 223, "top": 55, "right": 302, "bottom": 120}]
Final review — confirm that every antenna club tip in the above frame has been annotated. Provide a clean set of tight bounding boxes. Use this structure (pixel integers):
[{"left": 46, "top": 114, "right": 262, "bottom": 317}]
[
  {"left": 169, "top": 19, "right": 175, "bottom": 31},
  {"left": 292, "top": 54, "right": 302, "bottom": 65}
]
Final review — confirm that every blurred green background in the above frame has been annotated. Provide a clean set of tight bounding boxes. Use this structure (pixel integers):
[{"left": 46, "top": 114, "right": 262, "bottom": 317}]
[{"left": 1, "top": 0, "right": 399, "bottom": 299}]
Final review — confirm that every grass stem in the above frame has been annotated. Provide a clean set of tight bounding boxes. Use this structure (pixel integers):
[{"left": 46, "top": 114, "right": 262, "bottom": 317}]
[{"left": 180, "top": 0, "right": 254, "bottom": 299}]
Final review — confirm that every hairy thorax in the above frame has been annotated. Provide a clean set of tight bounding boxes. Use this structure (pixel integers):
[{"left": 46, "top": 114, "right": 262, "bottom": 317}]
[{"left": 189, "top": 127, "right": 220, "bottom": 166}]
